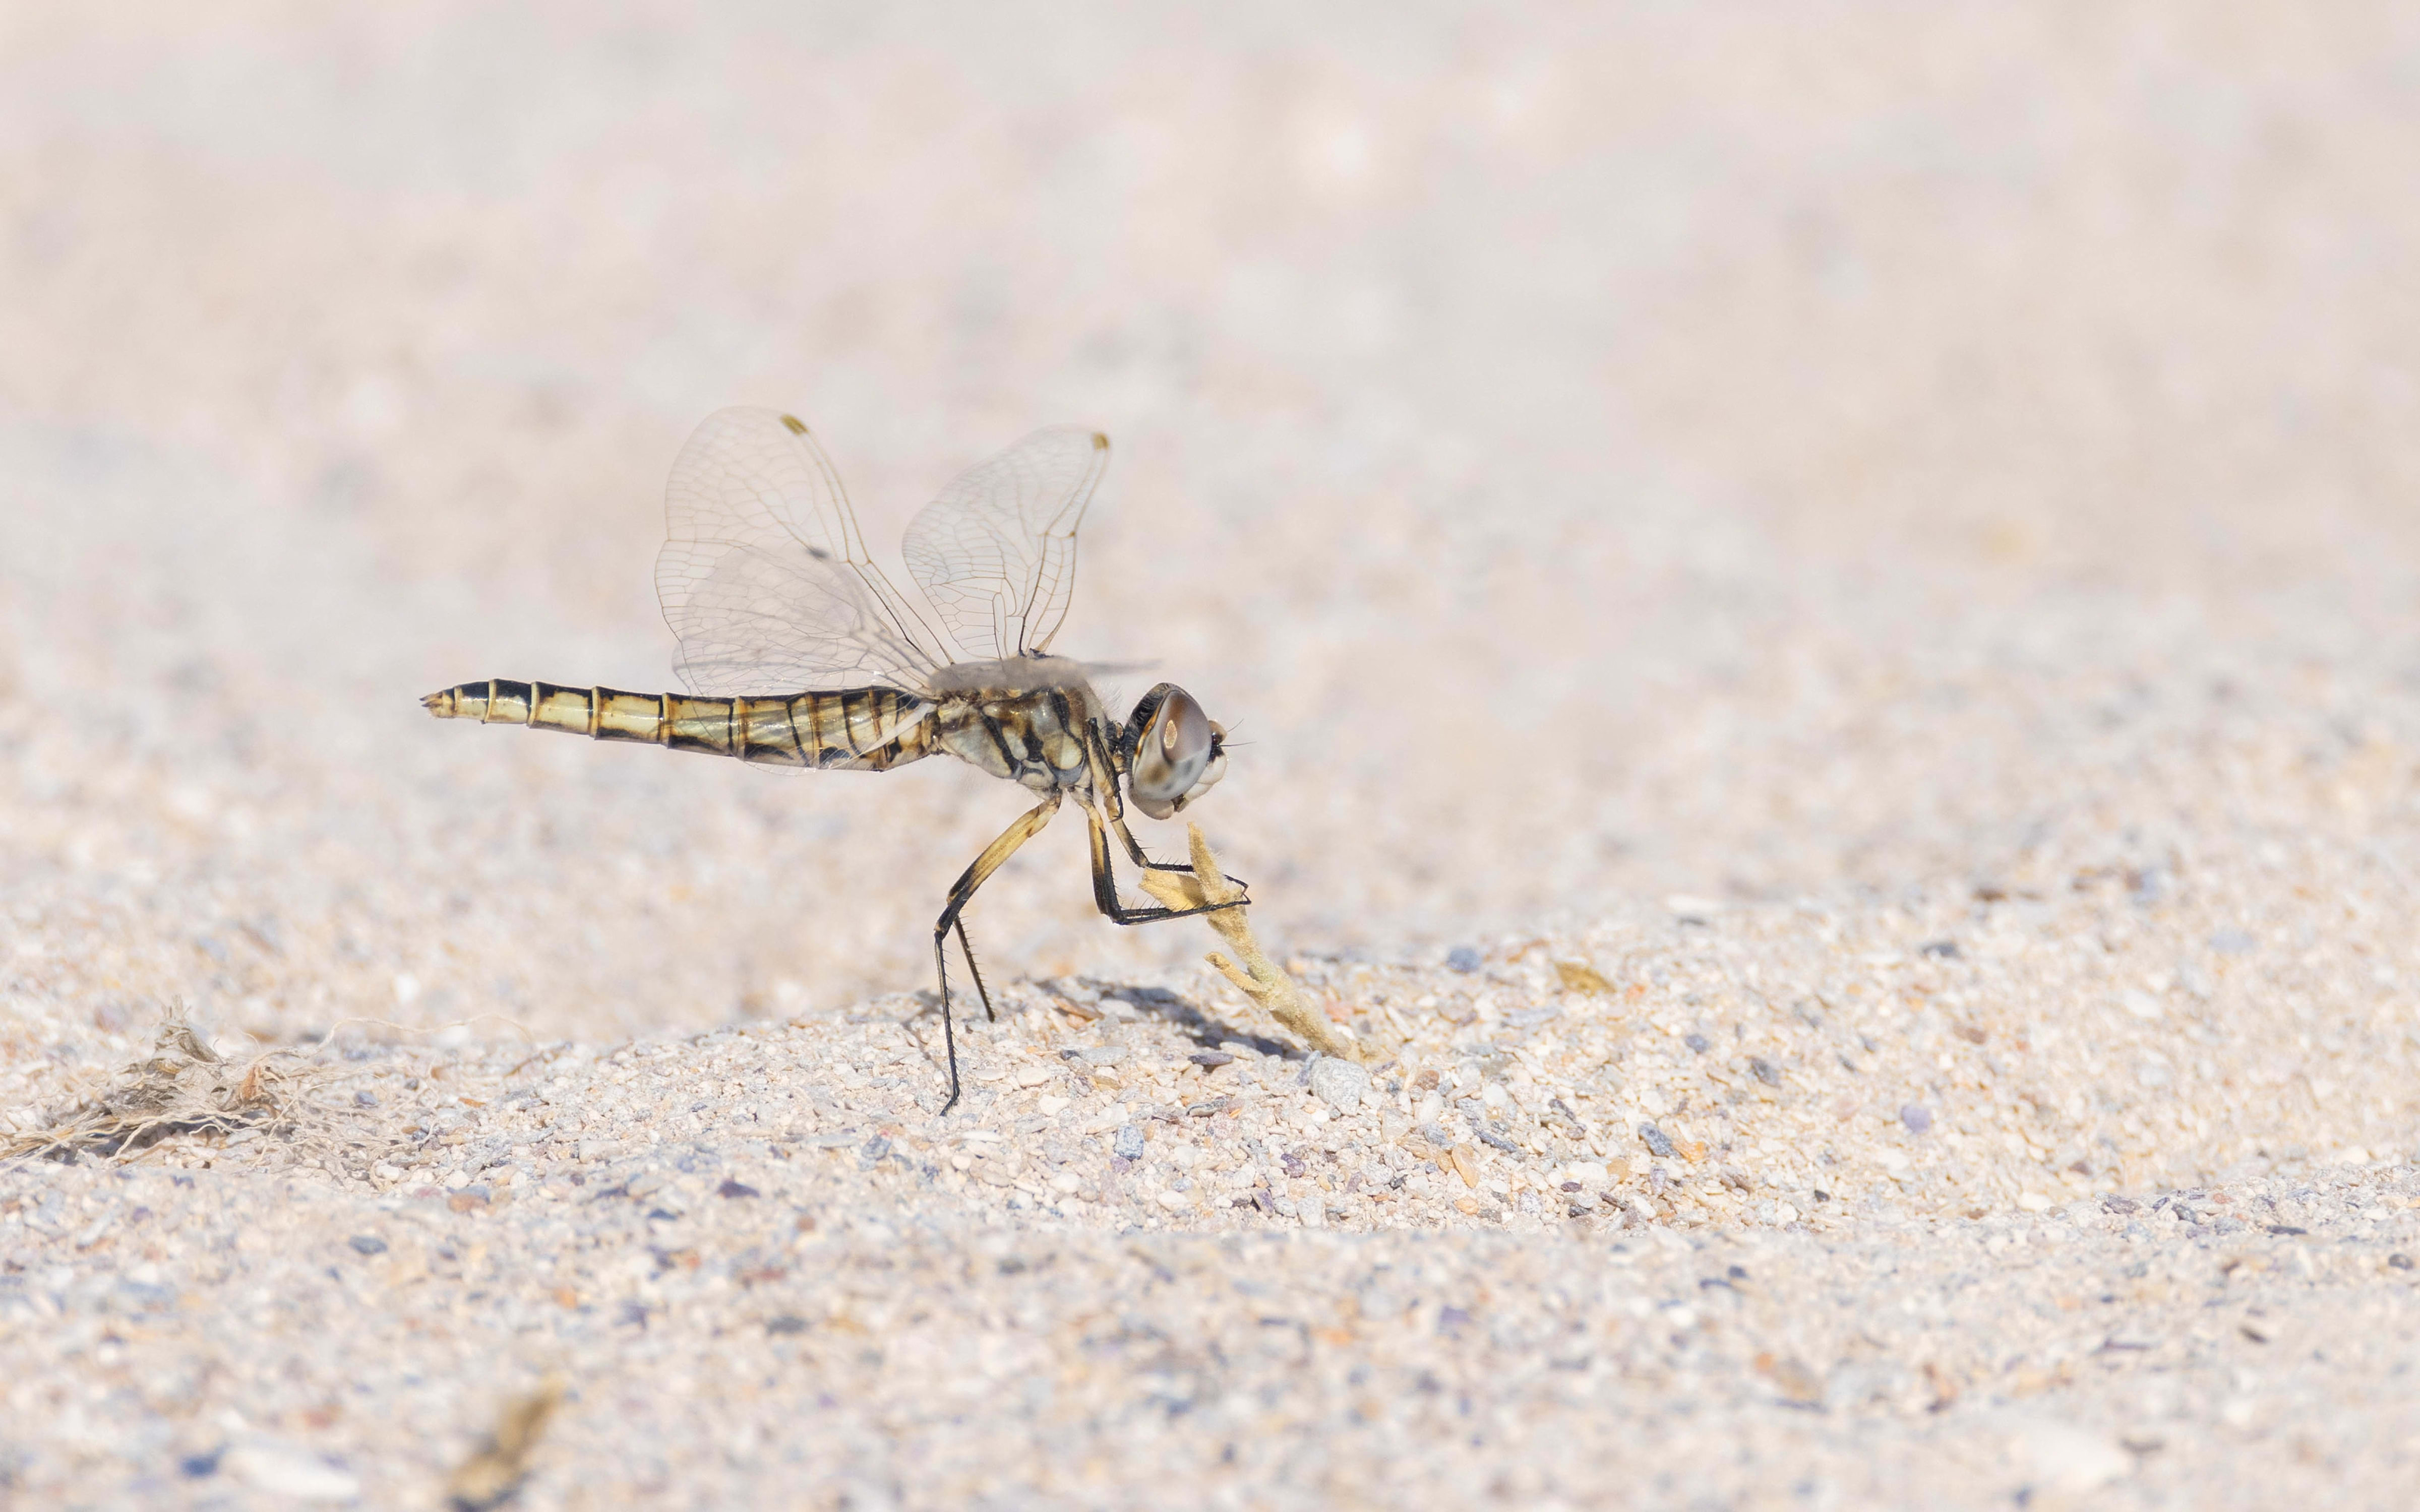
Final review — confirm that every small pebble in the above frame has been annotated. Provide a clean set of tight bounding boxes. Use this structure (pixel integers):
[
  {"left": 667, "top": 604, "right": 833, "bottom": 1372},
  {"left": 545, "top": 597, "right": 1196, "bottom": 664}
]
[
  {"left": 1188, "top": 1051, "right": 1235, "bottom": 1069},
  {"left": 2017, "top": 1420, "right": 2130, "bottom": 1494},
  {"left": 1683, "top": 1034, "right": 1710, "bottom": 1054},
  {"left": 1748, "top": 1057, "right": 1781, "bottom": 1087},
  {"left": 346, "top": 1235, "right": 386, "bottom": 1256},
  {"left": 717, "top": 1179, "right": 759, "bottom": 1199},
  {"left": 1445, "top": 946, "right": 1482, "bottom": 973},
  {"left": 1113, "top": 1124, "right": 1145, "bottom": 1160},
  {"left": 1900, "top": 1104, "right": 1933, "bottom": 1135},
  {"left": 1638, "top": 1123, "right": 1676, "bottom": 1158},
  {"left": 1308, "top": 1057, "right": 1370, "bottom": 1114},
  {"left": 224, "top": 1440, "right": 360, "bottom": 1502}
]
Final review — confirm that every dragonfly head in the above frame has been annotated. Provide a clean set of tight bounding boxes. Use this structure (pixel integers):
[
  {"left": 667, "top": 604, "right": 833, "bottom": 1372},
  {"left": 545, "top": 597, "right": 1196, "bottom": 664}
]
[{"left": 1124, "top": 683, "right": 1228, "bottom": 820}]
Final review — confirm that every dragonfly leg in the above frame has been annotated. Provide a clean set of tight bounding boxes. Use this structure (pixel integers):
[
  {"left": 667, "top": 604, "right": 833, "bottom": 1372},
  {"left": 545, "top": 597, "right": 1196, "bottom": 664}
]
[
  {"left": 1084, "top": 805, "right": 1249, "bottom": 926},
  {"left": 1109, "top": 811, "right": 1188, "bottom": 870},
  {"left": 1108, "top": 811, "right": 1251, "bottom": 890},
  {"left": 932, "top": 793, "right": 1061, "bottom": 1113},
  {"left": 952, "top": 917, "right": 997, "bottom": 1023}
]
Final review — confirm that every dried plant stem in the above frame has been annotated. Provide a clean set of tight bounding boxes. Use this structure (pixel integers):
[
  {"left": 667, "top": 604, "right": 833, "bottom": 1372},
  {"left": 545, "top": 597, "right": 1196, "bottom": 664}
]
[
  {"left": 446, "top": 1377, "right": 565, "bottom": 1510},
  {"left": 1137, "top": 825, "right": 1364, "bottom": 1062}
]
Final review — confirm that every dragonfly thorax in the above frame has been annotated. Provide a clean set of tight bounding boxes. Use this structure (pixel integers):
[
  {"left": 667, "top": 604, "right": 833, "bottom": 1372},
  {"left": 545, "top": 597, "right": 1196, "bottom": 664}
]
[{"left": 932, "top": 674, "right": 1113, "bottom": 799}]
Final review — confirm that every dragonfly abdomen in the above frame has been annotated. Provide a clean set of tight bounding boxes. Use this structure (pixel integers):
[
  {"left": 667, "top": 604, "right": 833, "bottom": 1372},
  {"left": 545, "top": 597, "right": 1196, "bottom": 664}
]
[{"left": 421, "top": 679, "right": 933, "bottom": 771}]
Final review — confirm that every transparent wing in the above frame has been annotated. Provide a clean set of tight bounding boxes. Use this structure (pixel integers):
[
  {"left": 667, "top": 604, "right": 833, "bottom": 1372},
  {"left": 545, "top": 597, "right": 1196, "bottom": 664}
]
[
  {"left": 900, "top": 427, "right": 1109, "bottom": 661},
  {"left": 654, "top": 408, "right": 951, "bottom": 696}
]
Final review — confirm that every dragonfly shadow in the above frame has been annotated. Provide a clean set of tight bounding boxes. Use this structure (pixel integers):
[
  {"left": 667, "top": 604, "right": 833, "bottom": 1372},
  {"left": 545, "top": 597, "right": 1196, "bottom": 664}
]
[
  {"left": 891, "top": 979, "right": 1300, "bottom": 1111},
  {"left": 1077, "top": 979, "right": 1297, "bottom": 1061}
]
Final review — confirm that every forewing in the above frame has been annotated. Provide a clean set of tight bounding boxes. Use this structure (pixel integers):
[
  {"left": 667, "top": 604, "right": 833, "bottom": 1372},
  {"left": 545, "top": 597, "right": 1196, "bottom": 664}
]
[
  {"left": 900, "top": 427, "right": 1108, "bottom": 660},
  {"left": 655, "top": 408, "right": 947, "bottom": 696}
]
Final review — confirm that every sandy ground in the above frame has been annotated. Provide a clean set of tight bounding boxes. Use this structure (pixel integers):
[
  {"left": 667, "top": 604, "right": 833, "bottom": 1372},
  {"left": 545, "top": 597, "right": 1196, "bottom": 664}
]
[{"left": 6, "top": 4, "right": 2420, "bottom": 1506}]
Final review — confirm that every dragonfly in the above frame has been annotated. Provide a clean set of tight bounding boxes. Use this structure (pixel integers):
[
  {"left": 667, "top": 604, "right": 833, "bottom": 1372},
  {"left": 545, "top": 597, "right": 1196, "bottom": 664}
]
[{"left": 424, "top": 408, "right": 1244, "bottom": 1111}]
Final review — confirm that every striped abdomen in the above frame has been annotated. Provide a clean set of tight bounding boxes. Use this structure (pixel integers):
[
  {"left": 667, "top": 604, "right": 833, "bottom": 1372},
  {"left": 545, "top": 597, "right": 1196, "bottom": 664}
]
[{"left": 421, "top": 679, "right": 934, "bottom": 771}]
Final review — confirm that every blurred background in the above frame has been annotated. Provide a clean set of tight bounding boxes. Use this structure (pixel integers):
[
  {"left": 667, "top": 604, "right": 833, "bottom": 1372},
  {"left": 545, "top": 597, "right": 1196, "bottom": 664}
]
[{"left": 5, "top": 3, "right": 2417, "bottom": 1043}]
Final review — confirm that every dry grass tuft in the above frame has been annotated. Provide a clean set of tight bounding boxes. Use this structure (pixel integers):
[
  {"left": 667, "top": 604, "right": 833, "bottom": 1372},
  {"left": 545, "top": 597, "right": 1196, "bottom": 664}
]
[
  {"left": 1138, "top": 825, "right": 1367, "bottom": 1062},
  {"left": 1, "top": 1011, "right": 389, "bottom": 1169}
]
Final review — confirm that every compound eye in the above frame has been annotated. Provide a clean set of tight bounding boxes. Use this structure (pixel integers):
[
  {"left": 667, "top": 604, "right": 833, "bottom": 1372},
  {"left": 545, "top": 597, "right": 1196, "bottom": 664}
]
[
  {"left": 1171, "top": 723, "right": 1228, "bottom": 812},
  {"left": 1128, "top": 686, "right": 1213, "bottom": 819}
]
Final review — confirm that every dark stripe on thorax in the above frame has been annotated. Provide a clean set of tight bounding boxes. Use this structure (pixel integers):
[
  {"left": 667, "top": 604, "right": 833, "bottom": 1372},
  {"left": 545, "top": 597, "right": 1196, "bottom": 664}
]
[{"left": 977, "top": 710, "right": 1019, "bottom": 771}]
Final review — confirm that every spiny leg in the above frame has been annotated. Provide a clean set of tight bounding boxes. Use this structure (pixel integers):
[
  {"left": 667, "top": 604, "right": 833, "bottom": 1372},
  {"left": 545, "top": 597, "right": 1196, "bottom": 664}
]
[
  {"left": 1107, "top": 811, "right": 1186, "bottom": 870},
  {"left": 1106, "top": 810, "right": 1251, "bottom": 892},
  {"left": 932, "top": 794, "right": 1061, "bottom": 1114},
  {"left": 953, "top": 917, "right": 997, "bottom": 1022},
  {"left": 1083, "top": 805, "right": 1249, "bottom": 926}
]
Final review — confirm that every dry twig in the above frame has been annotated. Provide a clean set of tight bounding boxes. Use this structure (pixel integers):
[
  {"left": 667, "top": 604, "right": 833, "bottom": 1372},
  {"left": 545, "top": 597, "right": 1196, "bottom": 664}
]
[
  {"left": 446, "top": 1378, "right": 565, "bottom": 1510},
  {"left": 1137, "top": 825, "right": 1365, "bottom": 1062}
]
